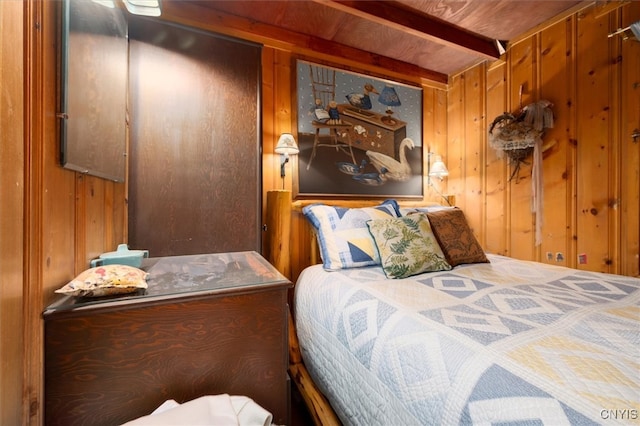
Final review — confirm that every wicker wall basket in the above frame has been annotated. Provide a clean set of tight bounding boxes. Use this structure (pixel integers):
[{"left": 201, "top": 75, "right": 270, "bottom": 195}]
[{"left": 489, "top": 113, "right": 542, "bottom": 180}]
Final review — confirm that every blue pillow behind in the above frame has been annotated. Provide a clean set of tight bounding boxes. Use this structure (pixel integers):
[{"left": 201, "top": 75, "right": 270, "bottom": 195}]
[
  {"left": 302, "top": 199, "right": 400, "bottom": 270},
  {"left": 399, "top": 205, "right": 454, "bottom": 216}
]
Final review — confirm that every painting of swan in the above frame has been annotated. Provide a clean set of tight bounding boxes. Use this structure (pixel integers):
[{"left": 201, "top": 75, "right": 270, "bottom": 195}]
[
  {"left": 297, "top": 61, "right": 423, "bottom": 196},
  {"left": 366, "top": 138, "right": 414, "bottom": 181}
]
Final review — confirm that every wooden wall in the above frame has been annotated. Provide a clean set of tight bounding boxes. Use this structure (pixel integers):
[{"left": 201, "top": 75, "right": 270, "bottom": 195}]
[
  {"left": 448, "top": 1, "right": 639, "bottom": 276},
  {"left": 10, "top": 2, "right": 128, "bottom": 424},
  {"left": 1, "top": 2, "right": 25, "bottom": 425},
  {"left": 621, "top": 4, "right": 640, "bottom": 278}
]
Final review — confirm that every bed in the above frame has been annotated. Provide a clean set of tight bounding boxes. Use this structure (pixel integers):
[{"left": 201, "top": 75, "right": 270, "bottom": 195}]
[{"left": 288, "top": 200, "right": 640, "bottom": 425}]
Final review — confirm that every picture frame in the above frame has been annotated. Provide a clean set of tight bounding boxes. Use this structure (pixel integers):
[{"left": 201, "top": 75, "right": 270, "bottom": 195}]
[{"left": 294, "top": 59, "right": 423, "bottom": 198}]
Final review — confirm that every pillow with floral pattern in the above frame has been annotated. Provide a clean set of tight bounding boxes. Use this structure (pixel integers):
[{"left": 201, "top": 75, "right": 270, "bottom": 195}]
[
  {"left": 367, "top": 213, "right": 452, "bottom": 279},
  {"left": 56, "top": 264, "right": 148, "bottom": 297}
]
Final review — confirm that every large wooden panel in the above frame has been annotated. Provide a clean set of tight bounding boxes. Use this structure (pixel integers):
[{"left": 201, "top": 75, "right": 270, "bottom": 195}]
[
  {"left": 128, "top": 19, "right": 262, "bottom": 257},
  {"left": 485, "top": 62, "right": 508, "bottom": 256},
  {"left": 620, "top": 3, "right": 640, "bottom": 277},
  {"left": 507, "top": 36, "right": 536, "bottom": 261},
  {"left": 538, "top": 18, "right": 573, "bottom": 267},
  {"left": 423, "top": 85, "right": 448, "bottom": 203},
  {"left": 462, "top": 64, "right": 486, "bottom": 242},
  {"left": 0, "top": 1, "right": 25, "bottom": 425},
  {"left": 446, "top": 73, "right": 465, "bottom": 208},
  {"left": 445, "top": 66, "right": 487, "bottom": 247},
  {"left": 575, "top": 4, "right": 614, "bottom": 272},
  {"left": 261, "top": 47, "right": 276, "bottom": 257}
]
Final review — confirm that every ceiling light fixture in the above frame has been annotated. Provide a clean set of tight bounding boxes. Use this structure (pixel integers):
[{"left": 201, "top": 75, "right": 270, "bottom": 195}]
[{"left": 123, "top": 0, "right": 162, "bottom": 17}]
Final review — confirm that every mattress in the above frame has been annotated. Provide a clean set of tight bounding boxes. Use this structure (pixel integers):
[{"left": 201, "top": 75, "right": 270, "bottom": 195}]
[{"left": 294, "top": 254, "right": 640, "bottom": 425}]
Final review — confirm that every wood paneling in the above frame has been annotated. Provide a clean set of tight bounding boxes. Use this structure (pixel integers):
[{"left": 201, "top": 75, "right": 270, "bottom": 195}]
[
  {"left": 447, "top": 2, "right": 639, "bottom": 275},
  {"left": 446, "top": 72, "right": 465, "bottom": 210},
  {"left": 19, "top": 1, "right": 128, "bottom": 423},
  {"left": 485, "top": 62, "right": 508, "bottom": 256},
  {"left": 261, "top": 47, "right": 276, "bottom": 254},
  {"left": 0, "top": 1, "right": 25, "bottom": 425},
  {"left": 538, "top": 17, "right": 573, "bottom": 267},
  {"left": 265, "top": 190, "right": 292, "bottom": 279},
  {"left": 507, "top": 36, "right": 537, "bottom": 261},
  {"left": 463, "top": 64, "right": 486, "bottom": 241},
  {"left": 423, "top": 85, "right": 448, "bottom": 203},
  {"left": 620, "top": 2, "right": 640, "bottom": 277},
  {"left": 575, "top": 4, "right": 616, "bottom": 272},
  {"left": 127, "top": 19, "right": 262, "bottom": 257},
  {"left": 446, "top": 66, "right": 486, "bottom": 241}
]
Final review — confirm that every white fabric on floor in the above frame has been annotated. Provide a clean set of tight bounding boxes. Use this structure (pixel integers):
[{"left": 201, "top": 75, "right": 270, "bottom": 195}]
[{"left": 121, "top": 394, "right": 273, "bottom": 426}]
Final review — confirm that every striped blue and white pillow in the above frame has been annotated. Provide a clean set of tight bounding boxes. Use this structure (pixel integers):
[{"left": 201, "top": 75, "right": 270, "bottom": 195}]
[{"left": 302, "top": 200, "right": 400, "bottom": 271}]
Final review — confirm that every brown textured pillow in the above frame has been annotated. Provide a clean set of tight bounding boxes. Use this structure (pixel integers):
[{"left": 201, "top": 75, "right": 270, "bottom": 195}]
[{"left": 426, "top": 208, "right": 489, "bottom": 266}]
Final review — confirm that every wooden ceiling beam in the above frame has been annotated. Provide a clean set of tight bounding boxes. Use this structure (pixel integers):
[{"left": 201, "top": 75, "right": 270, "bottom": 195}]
[
  {"left": 317, "top": 0, "right": 500, "bottom": 59},
  {"left": 160, "top": 0, "right": 448, "bottom": 83}
]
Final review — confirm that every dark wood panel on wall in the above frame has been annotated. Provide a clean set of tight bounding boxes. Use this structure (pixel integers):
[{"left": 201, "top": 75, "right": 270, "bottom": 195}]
[{"left": 128, "top": 18, "right": 262, "bottom": 257}]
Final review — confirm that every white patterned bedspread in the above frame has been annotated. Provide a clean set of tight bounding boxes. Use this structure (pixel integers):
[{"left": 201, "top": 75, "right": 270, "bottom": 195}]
[{"left": 294, "top": 255, "right": 640, "bottom": 425}]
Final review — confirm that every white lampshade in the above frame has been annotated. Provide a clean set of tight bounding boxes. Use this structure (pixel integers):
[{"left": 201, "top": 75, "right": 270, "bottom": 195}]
[
  {"left": 429, "top": 155, "right": 449, "bottom": 178},
  {"left": 275, "top": 133, "right": 299, "bottom": 155}
]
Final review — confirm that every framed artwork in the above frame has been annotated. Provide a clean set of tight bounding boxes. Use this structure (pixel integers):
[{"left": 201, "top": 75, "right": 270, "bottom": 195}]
[{"left": 295, "top": 59, "right": 423, "bottom": 198}]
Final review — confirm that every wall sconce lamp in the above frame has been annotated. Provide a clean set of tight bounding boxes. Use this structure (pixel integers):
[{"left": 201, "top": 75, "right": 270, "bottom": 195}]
[
  {"left": 275, "top": 133, "right": 299, "bottom": 187},
  {"left": 427, "top": 151, "right": 451, "bottom": 205},
  {"left": 122, "top": 0, "right": 162, "bottom": 17}
]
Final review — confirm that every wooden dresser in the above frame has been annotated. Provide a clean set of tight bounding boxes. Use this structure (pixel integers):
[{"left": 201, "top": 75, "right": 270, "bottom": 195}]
[
  {"left": 43, "top": 251, "right": 291, "bottom": 426},
  {"left": 338, "top": 103, "right": 407, "bottom": 159}
]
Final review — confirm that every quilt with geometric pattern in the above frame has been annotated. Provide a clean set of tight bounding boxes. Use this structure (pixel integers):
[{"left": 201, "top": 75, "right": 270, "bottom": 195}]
[{"left": 294, "top": 255, "right": 640, "bottom": 425}]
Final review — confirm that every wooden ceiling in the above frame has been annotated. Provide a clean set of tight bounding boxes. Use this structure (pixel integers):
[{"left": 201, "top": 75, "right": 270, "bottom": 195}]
[{"left": 169, "top": 0, "right": 585, "bottom": 82}]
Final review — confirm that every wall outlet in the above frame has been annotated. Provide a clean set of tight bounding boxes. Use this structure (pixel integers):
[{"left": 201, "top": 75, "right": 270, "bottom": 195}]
[
  {"left": 546, "top": 252, "right": 553, "bottom": 261},
  {"left": 578, "top": 253, "right": 587, "bottom": 264},
  {"left": 556, "top": 252, "right": 564, "bottom": 262}
]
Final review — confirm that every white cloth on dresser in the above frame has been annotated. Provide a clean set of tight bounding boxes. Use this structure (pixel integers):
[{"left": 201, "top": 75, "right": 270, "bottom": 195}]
[{"left": 121, "top": 394, "right": 273, "bottom": 426}]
